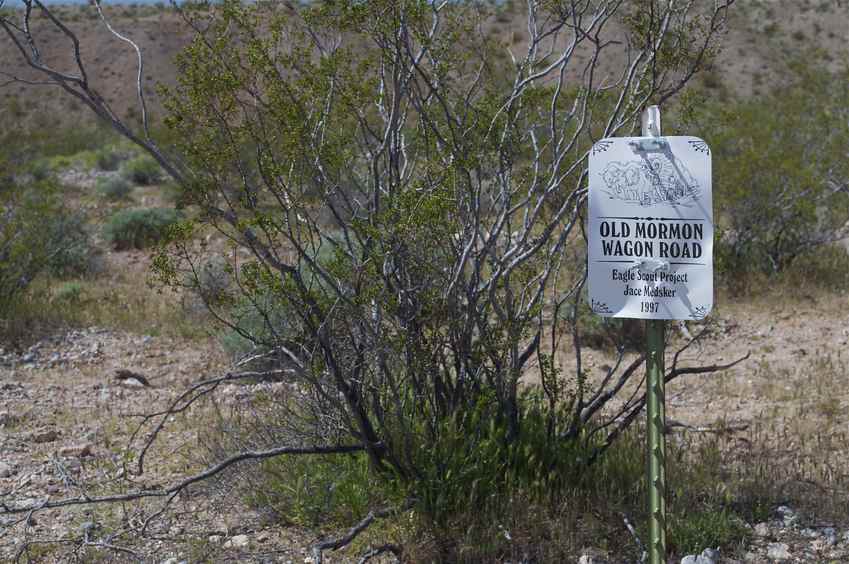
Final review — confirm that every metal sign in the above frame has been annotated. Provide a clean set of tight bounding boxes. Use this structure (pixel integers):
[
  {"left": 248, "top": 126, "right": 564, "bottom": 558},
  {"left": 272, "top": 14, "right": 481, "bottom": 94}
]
[{"left": 588, "top": 135, "right": 713, "bottom": 320}]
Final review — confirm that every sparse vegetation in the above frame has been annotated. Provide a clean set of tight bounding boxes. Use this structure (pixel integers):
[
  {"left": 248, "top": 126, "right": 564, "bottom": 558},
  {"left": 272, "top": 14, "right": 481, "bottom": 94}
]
[
  {"left": 121, "top": 155, "right": 163, "bottom": 185},
  {"left": 103, "top": 207, "right": 181, "bottom": 250},
  {"left": 53, "top": 281, "right": 85, "bottom": 304},
  {"left": 1, "top": 1, "right": 848, "bottom": 562},
  {"left": 0, "top": 179, "right": 93, "bottom": 323},
  {"left": 685, "top": 65, "right": 849, "bottom": 284},
  {"left": 96, "top": 176, "right": 133, "bottom": 200},
  {"left": 94, "top": 146, "right": 125, "bottom": 171}
]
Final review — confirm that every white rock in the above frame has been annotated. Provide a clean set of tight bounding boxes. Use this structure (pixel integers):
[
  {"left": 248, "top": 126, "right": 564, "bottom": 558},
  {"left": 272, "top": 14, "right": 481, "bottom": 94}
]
[
  {"left": 766, "top": 542, "right": 791, "bottom": 561},
  {"left": 578, "top": 556, "right": 594, "bottom": 564},
  {"left": 700, "top": 548, "right": 720, "bottom": 564},
  {"left": 680, "top": 549, "right": 718, "bottom": 564},
  {"left": 776, "top": 505, "right": 798, "bottom": 527},
  {"left": 223, "top": 534, "right": 250, "bottom": 549},
  {"left": 800, "top": 527, "right": 819, "bottom": 538},
  {"left": 753, "top": 522, "right": 770, "bottom": 537},
  {"left": 823, "top": 527, "right": 838, "bottom": 546},
  {"left": 0, "top": 462, "right": 13, "bottom": 478}
]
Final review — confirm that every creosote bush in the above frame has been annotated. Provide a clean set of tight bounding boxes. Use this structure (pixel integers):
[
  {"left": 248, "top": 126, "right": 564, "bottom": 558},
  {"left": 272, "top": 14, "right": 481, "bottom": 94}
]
[
  {"left": 103, "top": 207, "right": 181, "bottom": 250},
  {"left": 95, "top": 146, "right": 125, "bottom": 171},
  {"left": 687, "top": 64, "right": 849, "bottom": 280},
  {"left": 0, "top": 0, "right": 741, "bottom": 560},
  {"left": 121, "top": 155, "right": 163, "bottom": 185},
  {"left": 44, "top": 209, "right": 96, "bottom": 278},
  {"left": 96, "top": 176, "right": 133, "bottom": 200},
  {"left": 1, "top": 179, "right": 94, "bottom": 321},
  {"left": 147, "top": 0, "right": 735, "bottom": 545}
]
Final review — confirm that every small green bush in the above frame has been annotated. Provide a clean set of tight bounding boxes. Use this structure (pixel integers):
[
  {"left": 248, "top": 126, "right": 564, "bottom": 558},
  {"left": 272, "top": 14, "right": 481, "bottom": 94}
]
[
  {"left": 28, "top": 159, "right": 53, "bottom": 181},
  {"left": 121, "top": 155, "right": 163, "bottom": 185},
  {"left": 691, "top": 65, "right": 849, "bottom": 278},
  {"left": 46, "top": 155, "right": 74, "bottom": 171},
  {"left": 96, "top": 177, "right": 133, "bottom": 200},
  {"left": 220, "top": 288, "right": 300, "bottom": 360},
  {"left": 217, "top": 236, "right": 346, "bottom": 360},
  {"left": 194, "top": 256, "right": 232, "bottom": 303},
  {"left": 248, "top": 451, "right": 373, "bottom": 528},
  {"left": 45, "top": 210, "right": 97, "bottom": 277},
  {"left": 95, "top": 147, "right": 125, "bottom": 171},
  {"left": 103, "top": 208, "right": 181, "bottom": 250},
  {"left": 68, "top": 150, "right": 99, "bottom": 170},
  {"left": 1, "top": 180, "right": 94, "bottom": 319}
]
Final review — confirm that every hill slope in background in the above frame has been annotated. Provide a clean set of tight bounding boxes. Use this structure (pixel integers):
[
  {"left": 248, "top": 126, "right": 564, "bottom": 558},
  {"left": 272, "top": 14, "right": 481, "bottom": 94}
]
[
  {"left": 1, "top": 1, "right": 848, "bottom": 131},
  {"left": 0, "top": 4, "right": 192, "bottom": 130}
]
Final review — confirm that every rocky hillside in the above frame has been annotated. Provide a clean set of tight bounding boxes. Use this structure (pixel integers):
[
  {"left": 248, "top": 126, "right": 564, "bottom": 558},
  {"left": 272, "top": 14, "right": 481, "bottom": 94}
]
[{"left": 1, "top": 1, "right": 848, "bottom": 130}]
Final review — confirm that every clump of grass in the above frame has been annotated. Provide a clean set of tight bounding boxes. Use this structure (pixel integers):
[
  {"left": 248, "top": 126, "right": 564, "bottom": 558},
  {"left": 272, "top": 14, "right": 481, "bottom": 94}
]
[
  {"left": 199, "top": 388, "right": 756, "bottom": 562},
  {"left": 120, "top": 155, "right": 163, "bottom": 185},
  {"left": 668, "top": 509, "right": 748, "bottom": 556},
  {"left": 53, "top": 281, "right": 85, "bottom": 304},
  {"left": 96, "top": 176, "right": 133, "bottom": 200},
  {"left": 103, "top": 207, "right": 181, "bottom": 250}
]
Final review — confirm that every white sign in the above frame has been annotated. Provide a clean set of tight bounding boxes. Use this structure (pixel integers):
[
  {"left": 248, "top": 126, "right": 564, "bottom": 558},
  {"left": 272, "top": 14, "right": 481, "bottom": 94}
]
[{"left": 588, "top": 136, "right": 713, "bottom": 320}]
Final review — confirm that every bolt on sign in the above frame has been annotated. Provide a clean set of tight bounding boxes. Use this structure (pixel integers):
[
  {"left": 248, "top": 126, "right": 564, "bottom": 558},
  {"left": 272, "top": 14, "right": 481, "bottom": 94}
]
[{"left": 588, "top": 136, "right": 713, "bottom": 320}]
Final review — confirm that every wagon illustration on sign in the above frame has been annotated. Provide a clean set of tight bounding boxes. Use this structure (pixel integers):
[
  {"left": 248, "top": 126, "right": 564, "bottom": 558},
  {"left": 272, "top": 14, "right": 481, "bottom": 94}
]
[{"left": 599, "top": 153, "right": 700, "bottom": 207}]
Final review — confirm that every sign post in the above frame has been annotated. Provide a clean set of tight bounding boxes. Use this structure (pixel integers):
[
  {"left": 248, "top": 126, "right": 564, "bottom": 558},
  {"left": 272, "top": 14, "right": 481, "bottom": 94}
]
[
  {"left": 643, "top": 107, "right": 667, "bottom": 564},
  {"left": 587, "top": 105, "right": 714, "bottom": 564}
]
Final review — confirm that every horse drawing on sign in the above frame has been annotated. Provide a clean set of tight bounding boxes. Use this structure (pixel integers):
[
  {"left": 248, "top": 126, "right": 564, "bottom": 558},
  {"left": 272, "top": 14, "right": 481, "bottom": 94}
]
[{"left": 600, "top": 154, "right": 699, "bottom": 207}]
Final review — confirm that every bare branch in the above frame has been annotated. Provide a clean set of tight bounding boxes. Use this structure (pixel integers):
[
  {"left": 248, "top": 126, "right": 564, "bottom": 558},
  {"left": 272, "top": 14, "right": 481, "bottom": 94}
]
[
  {"left": 92, "top": 0, "right": 152, "bottom": 141},
  {"left": 0, "top": 444, "right": 366, "bottom": 516},
  {"left": 312, "top": 502, "right": 411, "bottom": 564}
]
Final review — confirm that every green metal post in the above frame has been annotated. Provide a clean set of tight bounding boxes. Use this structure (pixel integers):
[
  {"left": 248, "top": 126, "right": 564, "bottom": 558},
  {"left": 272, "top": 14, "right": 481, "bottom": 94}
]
[
  {"left": 642, "top": 105, "right": 666, "bottom": 564},
  {"left": 646, "top": 320, "right": 666, "bottom": 564}
]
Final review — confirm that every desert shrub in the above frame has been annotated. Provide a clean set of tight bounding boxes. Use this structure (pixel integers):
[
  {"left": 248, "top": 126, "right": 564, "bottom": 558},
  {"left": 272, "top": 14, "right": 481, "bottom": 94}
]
[
  {"left": 68, "top": 150, "right": 100, "bottom": 170},
  {"left": 96, "top": 176, "right": 133, "bottom": 200},
  {"left": 46, "top": 155, "right": 74, "bottom": 171},
  {"left": 219, "top": 284, "right": 302, "bottom": 361},
  {"left": 94, "top": 147, "right": 125, "bottom": 171},
  {"left": 28, "top": 159, "right": 53, "bottom": 181},
  {"left": 143, "top": 1, "right": 737, "bottom": 546},
  {"left": 217, "top": 235, "right": 347, "bottom": 360},
  {"left": 120, "top": 155, "right": 163, "bottom": 185},
  {"left": 0, "top": 180, "right": 93, "bottom": 319},
  {"left": 103, "top": 207, "right": 181, "bottom": 250},
  {"left": 247, "top": 451, "right": 374, "bottom": 528},
  {"left": 194, "top": 255, "right": 232, "bottom": 303},
  {"left": 44, "top": 210, "right": 97, "bottom": 277},
  {"left": 692, "top": 66, "right": 849, "bottom": 278},
  {"left": 668, "top": 509, "right": 748, "bottom": 556}
]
